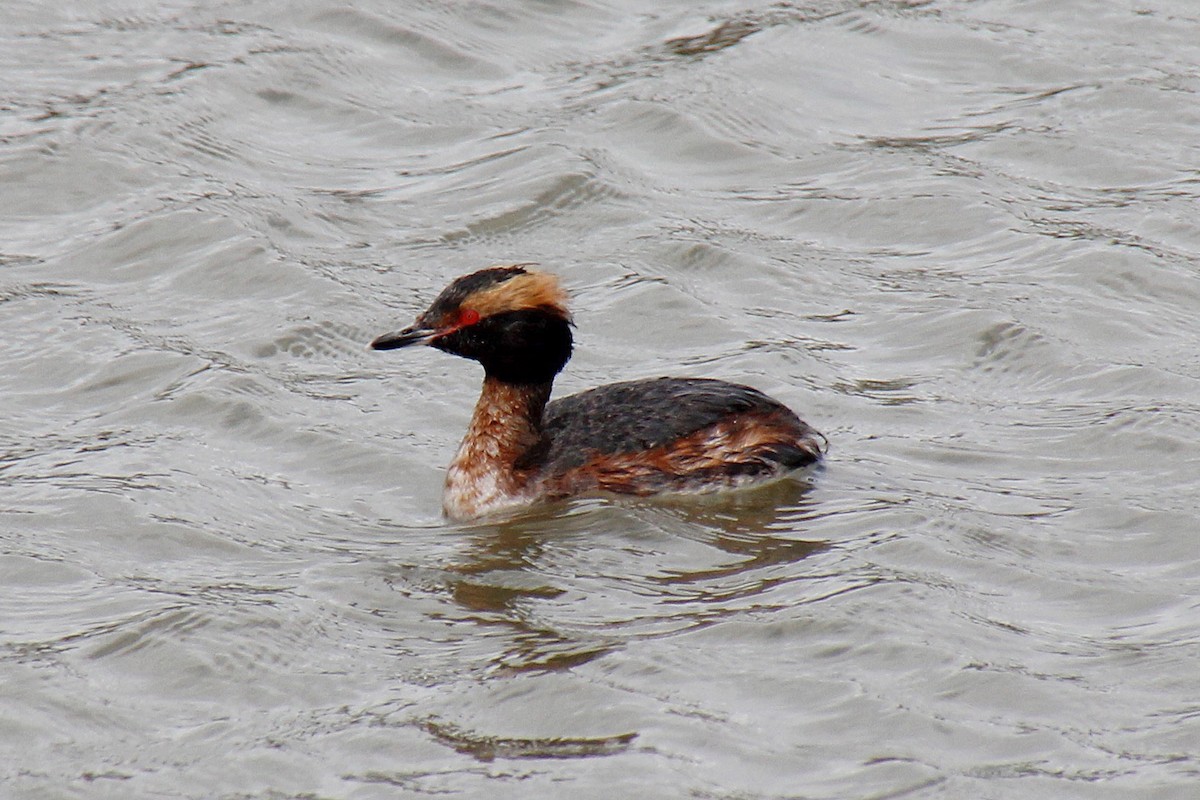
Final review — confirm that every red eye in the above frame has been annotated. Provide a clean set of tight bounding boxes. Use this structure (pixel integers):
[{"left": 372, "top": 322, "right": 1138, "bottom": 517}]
[{"left": 458, "top": 308, "right": 480, "bottom": 326}]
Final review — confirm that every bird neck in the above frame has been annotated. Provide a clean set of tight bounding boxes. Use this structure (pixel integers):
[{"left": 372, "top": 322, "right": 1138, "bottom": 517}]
[
  {"left": 442, "top": 377, "right": 552, "bottom": 518},
  {"left": 464, "top": 377, "right": 552, "bottom": 454}
]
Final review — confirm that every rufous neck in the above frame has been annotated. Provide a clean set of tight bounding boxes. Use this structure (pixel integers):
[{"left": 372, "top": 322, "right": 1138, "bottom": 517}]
[{"left": 462, "top": 377, "right": 552, "bottom": 462}]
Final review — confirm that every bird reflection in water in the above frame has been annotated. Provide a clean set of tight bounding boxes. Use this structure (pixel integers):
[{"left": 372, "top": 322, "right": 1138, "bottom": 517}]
[{"left": 440, "top": 476, "right": 826, "bottom": 674}]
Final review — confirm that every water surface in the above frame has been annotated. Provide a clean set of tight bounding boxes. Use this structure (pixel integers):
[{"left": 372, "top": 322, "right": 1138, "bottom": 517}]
[{"left": 3, "top": 1, "right": 1199, "bottom": 797}]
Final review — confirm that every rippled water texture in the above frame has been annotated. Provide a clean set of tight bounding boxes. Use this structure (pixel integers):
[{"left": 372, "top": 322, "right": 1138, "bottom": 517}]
[{"left": 3, "top": 1, "right": 1199, "bottom": 797}]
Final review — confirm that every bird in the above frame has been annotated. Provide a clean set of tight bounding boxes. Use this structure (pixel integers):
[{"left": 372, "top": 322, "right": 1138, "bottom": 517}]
[{"left": 371, "top": 265, "right": 825, "bottom": 520}]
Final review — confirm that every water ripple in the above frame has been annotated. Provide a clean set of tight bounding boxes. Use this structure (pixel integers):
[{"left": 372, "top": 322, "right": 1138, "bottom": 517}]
[{"left": 3, "top": 0, "right": 1200, "bottom": 798}]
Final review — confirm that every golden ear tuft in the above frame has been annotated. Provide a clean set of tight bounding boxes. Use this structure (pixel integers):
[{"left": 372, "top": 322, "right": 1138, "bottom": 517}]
[{"left": 469, "top": 268, "right": 571, "bottom": 320}]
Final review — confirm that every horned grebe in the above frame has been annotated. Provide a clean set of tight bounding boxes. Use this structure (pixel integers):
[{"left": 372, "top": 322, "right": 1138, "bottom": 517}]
[{"left": 371, "top": 265, "right": 825, "bottom": 519}]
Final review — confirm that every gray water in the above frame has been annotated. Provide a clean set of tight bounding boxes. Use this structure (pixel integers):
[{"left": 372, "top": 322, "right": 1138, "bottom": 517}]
[{"left": 3, "top": 1, "right": 1199, "bottom": 798}]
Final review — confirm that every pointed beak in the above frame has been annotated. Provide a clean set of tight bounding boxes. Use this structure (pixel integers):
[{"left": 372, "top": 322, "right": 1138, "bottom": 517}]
[{"left": 370, "top": 324, "right": 437, "bottom": 350}]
